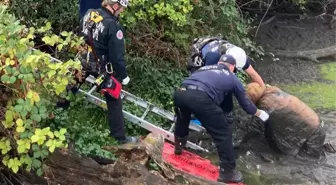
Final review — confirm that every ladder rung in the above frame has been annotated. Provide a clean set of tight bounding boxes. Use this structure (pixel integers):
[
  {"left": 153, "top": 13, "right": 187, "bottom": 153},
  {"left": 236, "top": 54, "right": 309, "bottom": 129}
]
[
  {"left": 88, "top": 85, "right": 97, "bottom": 94},
  {"left": 141, "top": 106, "right": 151, "bottom": 120}
]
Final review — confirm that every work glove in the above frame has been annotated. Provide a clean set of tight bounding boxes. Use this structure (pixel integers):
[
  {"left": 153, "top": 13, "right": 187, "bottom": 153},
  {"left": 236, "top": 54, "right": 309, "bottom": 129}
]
[
  {"left": 257, "top": 109, "right": 269, "bottom": 122},
  {"left": 265, "top": 84, "right": 272, "bottom": 88},
  {"left": 122, "top": 76, "right": 130, "bottom": 85}
]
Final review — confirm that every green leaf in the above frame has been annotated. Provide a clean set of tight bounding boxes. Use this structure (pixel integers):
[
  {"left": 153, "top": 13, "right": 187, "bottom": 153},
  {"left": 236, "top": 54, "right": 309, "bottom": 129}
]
[
  {"left": 32, "top": 159, "right": 41, "bottom": 168},
  {"left": 36, "top": 168, "right": 43, "bottom": 176},
  {"left": 46, "top": 140, "right": 52, "bottom": 147},
  {"left": 60, "top": 128, "right": 67, "bottom": 135},
  {"left": 47, "top": 70, "right": 56, "bottom": 77},
  {"left": 12, "top": 165, "right": 19, "bottom": 173},
  {"left": 59, "top": 135, "right": 66, "bottom": 141},
  {"left": 1, "top": 74, "right": 10, "bottom": 82},
  {"left": 19, "top": 65, "right": 27, "bottom": 73},
  {"left": 31, "top": 114, "right": 41, "bottom": 122},
  {"left": 20, "top": 110, "right": 28, "bottom": 118},
  {"left": 41, "top": 149, "right": 48, "bottom": 157},
  {"left": 49, "top": 145, "right": 56, "bottom": 153},
  {"left": 14, "top": 105, "right": 23, "bottom": 113},
  {"left": 57, "top": 44, "right": 63, "bottom": 51},
  {"left": 54, "top": 131, "right": 60, "bottom": 137},
  {"left": 32, "top": 144, "right": 39, "bottom": 151},
  {"left": 9, "top": 76, "right": 16, "bottom": 84},
  {"left": 24, "top": 156, "right": 32, "bottom": 170},
  {"left": 27, "top": 131, "right": 34, "bottom": 138},
  {"left": 31, "top": 135, "right": 39, "bottom": 143},
  {"left": 24, "top": 103, "right": 32, "bottom": 112},
  {"left": 40, "top": 113, "right": 48, "bottom": 119},
  {"left": 33, "top": 151, "right": 41, "bottom": 158},
  {"left": 12, "top": 69, "right": 20, "bottom": 77},
  {"left": 16, "top": 126, "right": 25, "bottom": 133},
  {"left": 5, "top": 66, "right": 12, "bottom": 74},
  {"left": 17, "top": 98, "right": 24, "bottom": 104},
  {"left": 60, "top": 31, "right": 68, "bottom": 37},
  {"left": 5, "top": 110, "right": 14, "bottom": 123},
  {"left": 17, "top": 144, "right": 26, "bottom": 153},
  {"left": 31, "top": 106, "right": 38, "bottom": 114},
  {"left": 20, "top": 131, "right": 29, "bottom": 139}
]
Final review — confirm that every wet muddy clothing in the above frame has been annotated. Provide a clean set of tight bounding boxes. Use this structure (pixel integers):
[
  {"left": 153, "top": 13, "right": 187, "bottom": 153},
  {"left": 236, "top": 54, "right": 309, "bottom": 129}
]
[
  {"left": 80, "top": 7, "right": 128, "bottom": 141},
  {"left": 174, "top": 64, "right": 257, "bottom": 170},
  {"left": 247, "top": 86, "right": 326, "bottom": 159}
]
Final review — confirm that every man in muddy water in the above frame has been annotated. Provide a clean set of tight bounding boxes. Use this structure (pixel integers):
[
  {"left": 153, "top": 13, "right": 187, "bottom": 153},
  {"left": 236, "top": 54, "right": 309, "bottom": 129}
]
[
  {"left": 244, "top": 82, "right": 336, "bottom": 161},
  {"left": 173, "top": 54, "right": 270, "bottom": 183},
  {"left": 187, "top": 36, "right": 266, "bottom": 123}
]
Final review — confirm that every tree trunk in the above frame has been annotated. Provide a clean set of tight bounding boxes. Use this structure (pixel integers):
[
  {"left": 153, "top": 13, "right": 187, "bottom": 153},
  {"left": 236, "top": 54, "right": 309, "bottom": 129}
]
[{"left": 18, "top": 133, "right": 226, "bottom": 185}]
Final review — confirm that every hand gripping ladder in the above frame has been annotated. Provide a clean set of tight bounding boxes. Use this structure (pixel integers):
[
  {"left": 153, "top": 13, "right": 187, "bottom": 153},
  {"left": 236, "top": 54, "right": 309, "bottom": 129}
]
[{"left": 78, "top": 75, "right": 209, "bottom": 153}]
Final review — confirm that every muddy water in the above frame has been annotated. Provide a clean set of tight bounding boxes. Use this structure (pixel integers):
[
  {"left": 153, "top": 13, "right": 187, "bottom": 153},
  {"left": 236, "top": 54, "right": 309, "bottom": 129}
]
[
  {"left": 192, "top": 109, "right": 336, "bottom": 185},
  {"left": 190, "top": 17, "right": 336, "bottom": 185},
  {"left": 237, "top": 110, "right": 336, "bottom": 185}
]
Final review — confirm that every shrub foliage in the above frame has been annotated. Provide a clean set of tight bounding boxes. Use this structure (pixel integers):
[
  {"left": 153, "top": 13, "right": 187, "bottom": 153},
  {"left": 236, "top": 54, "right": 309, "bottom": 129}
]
[{"left": 0, "top": 5, "right": 83, "bottom": 175}]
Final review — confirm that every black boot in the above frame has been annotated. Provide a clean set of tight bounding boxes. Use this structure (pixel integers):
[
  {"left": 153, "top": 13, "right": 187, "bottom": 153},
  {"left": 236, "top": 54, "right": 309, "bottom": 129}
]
[
  {"left": 217, "top": 168, "right": 243, "bottom": 183},
  {"left": 174, "top": 135, "right": 188, "bottom": 155}
]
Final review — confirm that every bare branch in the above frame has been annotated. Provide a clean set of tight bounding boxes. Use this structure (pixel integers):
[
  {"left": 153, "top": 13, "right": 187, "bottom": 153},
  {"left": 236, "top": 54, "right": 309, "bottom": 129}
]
[{"left": 254, "top": 0, "right": 275, "bottom": 38}]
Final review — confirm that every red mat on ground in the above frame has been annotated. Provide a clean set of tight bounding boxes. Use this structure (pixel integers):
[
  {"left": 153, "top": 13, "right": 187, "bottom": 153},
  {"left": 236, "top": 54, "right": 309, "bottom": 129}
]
[{"left": 162, "top": 142, "right": 246, "bottom": 185}]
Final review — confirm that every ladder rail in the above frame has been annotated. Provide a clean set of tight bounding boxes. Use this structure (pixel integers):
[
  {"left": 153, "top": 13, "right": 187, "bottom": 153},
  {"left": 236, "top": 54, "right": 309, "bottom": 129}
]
[
  {"left": 85, "top": 75, "right": 206, "bottom": 132},
  {"left": 78, "top": 88, "right": 208, "bottom": 152}
]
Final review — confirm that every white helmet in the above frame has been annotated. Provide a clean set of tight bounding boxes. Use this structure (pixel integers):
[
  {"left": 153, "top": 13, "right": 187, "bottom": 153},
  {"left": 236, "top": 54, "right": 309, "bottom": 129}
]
[
  {"left": 110, "top": 0, "right": 129, "bottom": 8},
  {"left": 225, "top": 46, "right": 247, "bottom": 70}
]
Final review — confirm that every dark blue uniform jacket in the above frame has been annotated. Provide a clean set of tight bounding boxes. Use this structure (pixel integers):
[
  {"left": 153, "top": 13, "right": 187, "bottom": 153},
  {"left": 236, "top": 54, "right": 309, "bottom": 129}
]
[
  {"left": 80, "top": 7, "right": 128, "bottom": 80},
  {"left": 182, "top": 64, "right": 257, "bottom": 115}
]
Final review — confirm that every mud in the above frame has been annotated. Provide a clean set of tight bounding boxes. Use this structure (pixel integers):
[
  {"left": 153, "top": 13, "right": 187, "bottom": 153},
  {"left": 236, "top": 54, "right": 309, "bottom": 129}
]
[
  {"left": 255, "top": 16, "right": 336, "bottom": 51},
  {"left": 251, "top": 15, "right": 336, "bottom": 85},
  {"left": 189, "top": 108, "right": 336, "bottom": 185}
]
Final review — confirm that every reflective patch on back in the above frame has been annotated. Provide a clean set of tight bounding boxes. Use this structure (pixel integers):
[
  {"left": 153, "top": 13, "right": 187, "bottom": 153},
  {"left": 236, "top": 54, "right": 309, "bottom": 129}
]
[{"left": 90, "top": 11, "right": 103, "bottom": 23}]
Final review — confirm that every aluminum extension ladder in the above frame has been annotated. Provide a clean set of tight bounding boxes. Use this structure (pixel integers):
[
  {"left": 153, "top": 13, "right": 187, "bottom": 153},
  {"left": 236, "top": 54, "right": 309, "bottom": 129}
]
[{"left": 78, "top": 75, "right": 209, "bottom": 152}]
